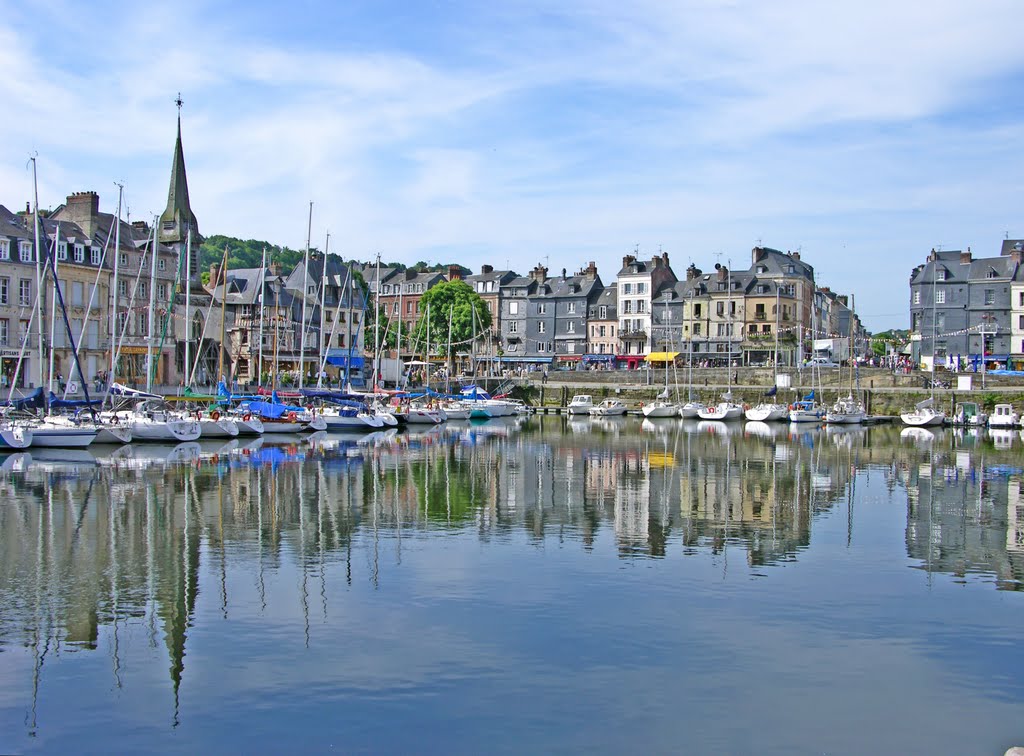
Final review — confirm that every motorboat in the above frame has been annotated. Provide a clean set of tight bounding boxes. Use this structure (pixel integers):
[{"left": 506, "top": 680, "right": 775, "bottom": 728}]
[
  {"left": 589, "top": 398, "right": 627, "bottom": 417},
  {"left": 321, "top": 403, "right": 385, "bottom": 431},
  {"left": 679, "top": 401, "right": 704, "bottom": 419},
  {"left": 43, "top": 413, "right": 131, "bottom": 445},
  {"left": 951, "top": 402, "right": 987, "bottom": 427},
  {"left": 825, "top": 394, "right": 867, "bottom": 424},
  {"left": 113, "top": 401, "right": 201, "bottom": 442},
  {"left": 988, "top": 403, "right": 1019, "bottom": 429},
  {"left": 789, "top": 399, "right": 824, "bottom": 423},
  {"left": 397, "top": 403, "right": 447, "bottom": 425},
  {"left": 697, "top": 393, "right": 743, "bottom": 421},
  {"left": 900, "top": 397, "right": 946, "bottom": 427},
  {"left": 567, "top": 395, "right": 594, "bottom": 415},
  {"left": 439, "top": 400, "right": 472, "bottom": 420},
  {"left": 28, "top": 418, "right": 98, "bottom": 448},
  {"left": 744, "top": 403, "right": 789, "bottom": 422},
  {"left": 196, "top": 410, "right": 240, "bottom": 438},
  {"left": 246, "top": 399, "right": 325, "bottom": 433},
  {"left": 641, "top": 399, "right": 680, "bottom": 418}
]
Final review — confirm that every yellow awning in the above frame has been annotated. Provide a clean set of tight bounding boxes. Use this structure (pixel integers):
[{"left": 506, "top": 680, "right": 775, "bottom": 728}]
[{"left": 645, "top": 351, "right": 680, "bottom": 362}]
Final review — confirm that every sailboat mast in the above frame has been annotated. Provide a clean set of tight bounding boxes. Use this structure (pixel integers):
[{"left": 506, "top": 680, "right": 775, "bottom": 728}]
[
  {"left": 184, "top": 228, "right": 191, "bottom": 389},
  {"left": 372, "top": 253, "right": 381, "bottom": 390},
  {"left": 344, "top": 265, "right": 354, "bottom": 389},
  {"left": 773, "top": 284, "right": 780, "bottom": 384},
  {"left": 446, "top": 305, "right": 454, "bottom": 395},
  {"left": 727, "top": 260, "right": 732, "bottom": 394},
  {"left": 31, "top": 158, "right": 45, "bottom": 389},
  {"left": 109, "top": 184, "right": 122, "bottom": 390},
  {"left": 146, "top": 219, "right": 158, "bottom": 393},
  {"left": 48, "top": 225, "right": 60, "bottom": 393},
  {"left": 258, "top": 247, "right": 266, "bottom": 385},
  {"left": 217, "top": 244, "right": 229, "bottom": 386},
  {"left": 688, "top": 288, "right": 694, "bottom": 400},
  {"left": 317, "top": 232, "right": 329, "bottom": 389},
  {"left": 298, "top": 201, "right": 312, "bottom": 391}
]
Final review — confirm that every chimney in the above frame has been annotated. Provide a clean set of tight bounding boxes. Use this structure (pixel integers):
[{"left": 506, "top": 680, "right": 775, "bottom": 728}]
[
  {"left": 686, "top": 264, "right": 702, "bottom": 281},
  {"left": 1011, "top": 248, "right": 1023, "bottom": 266},
  {"left": 791, "top": 250, "right": 800, "bottom": 261},
  {"left": 752, "top": 246, "right": 766, "bottom": 264},
  {"left": 838, "top": 295, "right": 849, "bottom": 307},
  {"left": 662, "top": 251, "right": 669, "bottom": 266},
  {"left": 531, "top": 264, "right": 548, "bottom": 284},
  {"left": 447, "top": 265, "right": 463, "bottom": 281},
  {"left": 821, "top": 286, "right": 831, "bottom": 293},
  {"left": 622, "top": 254, "right": 635, "bottom": 269},
  {"left": 268, "top": 262, "right": 281, "bottom": 277},
  {"left": 716, "top": 264, "right": 728, "bottom": 282},
  {"left": 481, "top": 264, "right": 493, "bottom": 275},
  {"left": 583, "top": 261, "right": 598, "bottom": 279},
  {"left": 209, "top": 262, "right": 222, "bottom": 287},
  {"left": 960, "top": 249, "right": 972, "bottom": 264},
  {"left": 63, "top": 191, "right": 100, "bottom": 237},
  {"left": 25, "top": 202, "right": 30, "bottom": 214}
]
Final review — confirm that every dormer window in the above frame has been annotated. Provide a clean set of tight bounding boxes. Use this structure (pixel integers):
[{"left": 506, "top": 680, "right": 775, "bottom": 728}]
[
  {"left": 987, "top": 269, "right": 999, "bottom": 279},
  {"left": 0, "top": 240, "right": 9, "bottom": 260},
  {"left": 57, "top": 241, "right": 68, "bottom": 261},
  {"left": 756, "top": 265, "right": 768, "bottom": 274},
  {"left": 936, "top": 268, "right": 946, "bottom": 281},
  {"left": 90, "top": 246, "right": 101, "bottom": 265},
  {"left": 19, "top": 241, "right": 32, "bottom": 262},
  {"left": 74, "top": 244, "right": 85, "bottom": 263}
]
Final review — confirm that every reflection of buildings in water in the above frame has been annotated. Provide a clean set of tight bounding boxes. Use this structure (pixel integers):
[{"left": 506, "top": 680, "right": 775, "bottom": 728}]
[{"left": 905, "top": 464, "right": 1024, "bottom": 590}]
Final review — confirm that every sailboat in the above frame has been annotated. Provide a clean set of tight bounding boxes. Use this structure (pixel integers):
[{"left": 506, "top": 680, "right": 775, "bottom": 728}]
[
  {"left": 745, "top": 285, "right": 789, "bottom": 421},
  {"left": 825, "top": 337, "right": 866, "bottom": 425},
  {"left": 643, "top": 300, "right": 680, "bottom": 418},
  {"left": 698, "top": 262, "right": 743, "bottom": 421},
  {"left": 901, "top": 259, "right": 946, "bottom": 427},
  {"left": 679, "top": 288, "right": 704, "bottom": 418}
]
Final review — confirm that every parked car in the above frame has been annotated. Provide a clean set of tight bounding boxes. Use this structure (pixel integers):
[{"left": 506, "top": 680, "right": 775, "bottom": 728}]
[{"left": 805, "top": 357, "right": 840, "bottom": 368}]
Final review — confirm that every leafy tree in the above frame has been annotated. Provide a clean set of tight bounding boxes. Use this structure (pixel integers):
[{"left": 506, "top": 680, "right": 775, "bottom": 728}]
[{"left": 410, "top": 280, "right": 491, "bottom": 357}]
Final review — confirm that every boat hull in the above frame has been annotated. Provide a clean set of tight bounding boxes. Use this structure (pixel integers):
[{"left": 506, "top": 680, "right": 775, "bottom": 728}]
[{"left": 29, "top": 426, "right": 98, "bottom": 448}]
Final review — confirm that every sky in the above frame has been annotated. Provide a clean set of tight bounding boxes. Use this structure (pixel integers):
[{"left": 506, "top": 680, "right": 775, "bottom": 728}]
[{"left": 2, "top": 0, "right": 1023, "bottom": 332}]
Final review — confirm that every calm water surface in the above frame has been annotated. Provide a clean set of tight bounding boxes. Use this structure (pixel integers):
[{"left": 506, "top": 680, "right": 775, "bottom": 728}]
[{"left": 1, "top": 417, "right": 1022, "bottom": 754}]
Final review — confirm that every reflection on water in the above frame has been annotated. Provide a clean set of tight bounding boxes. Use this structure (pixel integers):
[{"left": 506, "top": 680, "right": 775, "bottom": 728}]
[{"left": 1, "top": 417, "right": 1023, "bottom": 753}]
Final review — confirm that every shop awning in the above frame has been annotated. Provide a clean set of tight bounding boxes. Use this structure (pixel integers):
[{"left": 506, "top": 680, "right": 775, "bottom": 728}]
[
  {"left": 645, "top": 351, "right": 680, "bottom": 362},
  {"left": 499, "top": 356, "right": 553, "bottom": 363},
  {"left": 325, "top": 354, "right": 365, "bottom": 369},
  {"left": 582, "top": 354, "right": 615, "bottom": 362},
  {"left": 558, "top": 355, "right": 582, "bottom": 362}
]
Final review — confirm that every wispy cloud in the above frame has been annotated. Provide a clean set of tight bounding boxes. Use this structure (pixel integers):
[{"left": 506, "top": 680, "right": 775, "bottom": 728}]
[{"left": 1, "top": 0, "right": 1023, "bottom": 327}]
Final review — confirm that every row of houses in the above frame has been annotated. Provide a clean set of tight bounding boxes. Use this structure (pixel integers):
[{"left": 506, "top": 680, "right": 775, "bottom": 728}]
[
  {"left": 0, "top": 112, "right": 867, "bottom": 391},
  {"left": 908, "top": 242, "right": 1024, "bottom": 371}
]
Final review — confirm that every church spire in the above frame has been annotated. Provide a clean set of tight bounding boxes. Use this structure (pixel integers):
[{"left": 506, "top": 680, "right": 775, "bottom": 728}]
[{"left": 159, "top": 92, "right": 200, "bottom": 246}]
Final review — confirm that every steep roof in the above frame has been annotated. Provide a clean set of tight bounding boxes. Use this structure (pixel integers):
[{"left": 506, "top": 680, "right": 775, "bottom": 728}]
[{"left": 158, "top": 116, "right": 201, "bottom": 245}]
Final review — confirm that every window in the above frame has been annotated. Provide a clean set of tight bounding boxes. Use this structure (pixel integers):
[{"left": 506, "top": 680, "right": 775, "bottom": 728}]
[
  {"left": 637, "top": 282, "right": 646, "bottom": 294},
  {"left": 538, "top": 322, "right": 546, "bottom": 334},
  {"left": 118, "top": 252, "right": 128, "bottom": 268},
  {"left": 406, "top": 301, "right": 414, "bottom": 314},
  {"left": 0, "top": 278, "right": 7, "bottom": 305},
  {"left": 538, "top": 303, "right": 547, "bottom": 315},
  {"left": 913, "top": 291, "right": 920, "bottom": 305},
  {"left": 90, "top": 246, "right": 101, "bottom": 265},
  {"left": 119, "top": 280, "right": 127, "bottom": 296},
  {"left": 392, "top": 303, "right": 399, "bottom": 314},
  {"left": 508, "top": 321, "right": 518, "bottom": 334},
  {"left": 985, "top": 289, "right": 995, "bottom": 305},
  {"left": 19, "top": 241, "right": 32, "bottom": 262},
  {"left": 72, "top": 281, "right": 83, "bottom": 307},
  {"left": 57, "top": 241, "right": 68, "bottom": 261},
  {"left": 0, "top": 319, "right": 6, "bottom": 346},
  {"left": 567, "top": 302, "right": 576, "bottom": 314},
  {"left": 694, "top": 303, "right": 702, "bottom": 317},
  {"left": 622, "top": 283, "right": 632, "bottom": 295},
  {"left": 0, "top": 240, "right": 8, "bottom": 260},
  {"left": 636, "top": 300, "right": 646, "bottom": 313},
  {"left": 74, "top": 244, "right": 85, "bottom": 263},
  {"left": 159, "top": 258, "right": 166, "bottom": 272},
  {"left": 307, "top": 285, "right": 315, "bottom": 295},
  {"left": 567, "top": 321, "right": 575, "bottom": 333},
  {"left": 139, "top": 282, "right": 147, "bottom": 298},
  {"left": 936, "top": 268, "right": 946, "bottom": 281},
  {"left": 693, "top": 322, "right": 701, "bottom": 335},
  {"left": 19, "top": 319, "right": 29, "bottom": 343},
  {"left": 599, "top": 325, "right": 606, "bottom": 337},
  {"left": 716, "top": 302, "right": 724, "bottom": 316},
  {"left": 935, "top": 290, "right": 945, "bottom": 304},
  {"left": 19, "top": 279, "right": 31, "bottom": 305},
  {"left": 599, "top": 305, "right": 607, "bottom": 319},
  {"left": 158, "top": 284, "right": 168, "bottom": 300},
  {"left": 623, "top": 300, "right": 632, "bottom": 314},
  {"left": 509, "top": 301, "right": 519, "bottom": 315}
]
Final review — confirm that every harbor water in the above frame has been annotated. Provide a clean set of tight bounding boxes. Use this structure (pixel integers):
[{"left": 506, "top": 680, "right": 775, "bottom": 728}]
[{"left": 0, "top": 417, "right": 1022, "bottom": 754}]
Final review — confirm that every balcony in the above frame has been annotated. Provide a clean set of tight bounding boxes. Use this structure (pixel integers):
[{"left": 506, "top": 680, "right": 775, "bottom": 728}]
[
  {"left": 754, "top": 312, "right": 766, "bottom": 320},
  {"left": 619, "top": 328, "right": 648, "bottom": 341}
]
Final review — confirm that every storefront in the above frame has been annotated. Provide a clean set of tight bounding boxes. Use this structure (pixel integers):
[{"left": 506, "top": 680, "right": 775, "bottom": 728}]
[{"left": 616, "top": 354, "right": 645, "bottom": 369}]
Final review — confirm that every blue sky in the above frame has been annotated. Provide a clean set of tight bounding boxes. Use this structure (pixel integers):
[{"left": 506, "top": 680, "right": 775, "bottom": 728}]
[{"left": 2, "top": 0, "right": 1023, "bottom": 331}]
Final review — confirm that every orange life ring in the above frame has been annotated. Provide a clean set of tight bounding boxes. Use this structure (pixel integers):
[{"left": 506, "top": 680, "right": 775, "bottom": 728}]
[
  {"left": 288, "top": 411, "right": 298, "bottom": 422},
  {"left": 243, "top": 412, "right": 252, "bottom": 422},
  {"left": 211, "top": 410, "right": 221, "bottom": 421},
  {"left": 789, "top": 404, "right": 794, "bottom": 410}
]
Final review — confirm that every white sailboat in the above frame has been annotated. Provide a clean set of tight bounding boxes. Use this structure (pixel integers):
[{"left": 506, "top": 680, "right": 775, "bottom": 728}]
[
  {"left": 825, "top": 336, "right": 866, "bottom": 425},
  {"left": 679, "top": 287, "right": 704, "bottom": 418},
  {"left": 746, "top": 284, "right": 789, "bottom": 422},
  {"left": 698, "top": 262, "right": 743, "bottom": 421},
  {"left": 901, "top": 260, "right": 946, "bottom": 428},
  {"left": 643, "top": 300, "right": 679, "bottom": 418}
]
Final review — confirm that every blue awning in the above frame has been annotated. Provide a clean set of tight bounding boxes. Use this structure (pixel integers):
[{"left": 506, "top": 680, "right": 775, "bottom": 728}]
[
  {"left": 583, "top": 354, "right": 615, "bottom": 362},
  {"left": 499, "top": 356, "right": 553, "bottom": 363},
  {"left": 325, "top": 354, "right": 365, "bottom": 369}
]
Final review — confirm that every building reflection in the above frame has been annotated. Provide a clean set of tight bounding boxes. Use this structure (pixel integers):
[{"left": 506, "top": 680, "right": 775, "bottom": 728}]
[{"left": 1, "top": 416, "right": 1023, "bottom": 729}]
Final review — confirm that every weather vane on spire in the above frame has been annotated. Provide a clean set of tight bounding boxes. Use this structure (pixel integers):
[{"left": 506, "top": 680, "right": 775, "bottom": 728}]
[{"left": 175, "top": 92, "right": 183, "bottom": 113}]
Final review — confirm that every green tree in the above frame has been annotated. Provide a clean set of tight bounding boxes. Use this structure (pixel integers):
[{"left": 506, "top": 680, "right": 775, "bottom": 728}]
[{"left": 410, "top": 280, "right": 491, "bottom": 357}]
